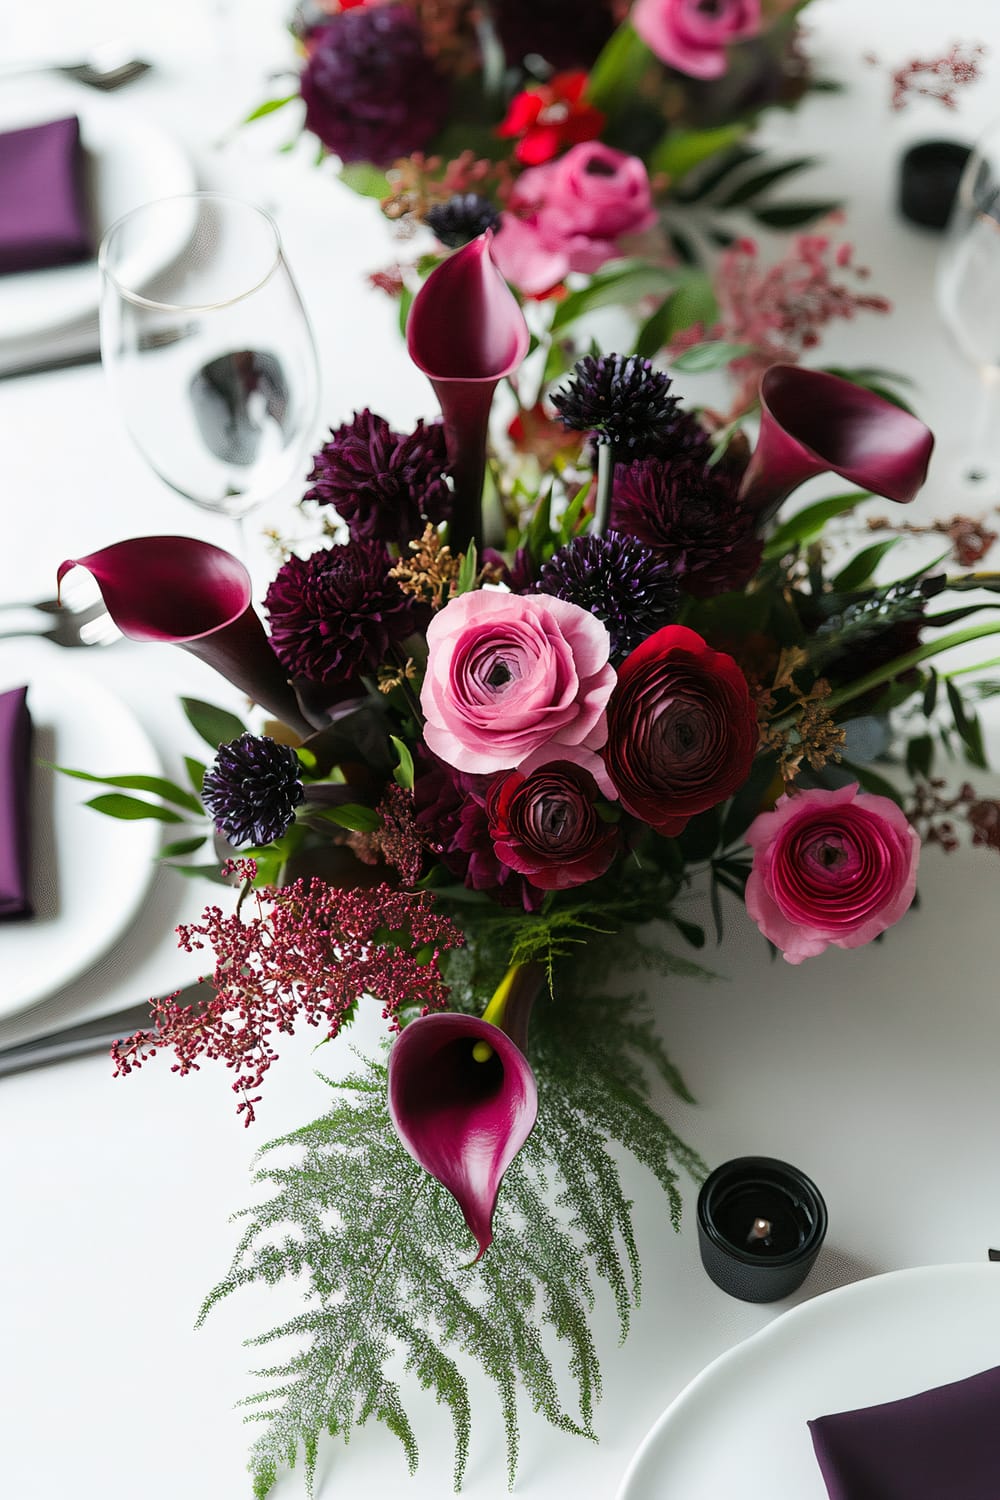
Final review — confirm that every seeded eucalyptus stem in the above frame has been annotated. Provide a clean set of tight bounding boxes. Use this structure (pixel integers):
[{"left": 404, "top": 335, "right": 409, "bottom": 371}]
[{"left": 592, "top": 442, "right": 615, "bottom": 538}]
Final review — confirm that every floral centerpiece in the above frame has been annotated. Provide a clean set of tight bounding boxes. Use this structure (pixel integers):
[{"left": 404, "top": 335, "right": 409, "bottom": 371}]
[
  {"left": 59, "top": 236, "right": 1000, "bottom": 1494},
  {"left": 247, "top": 0, "right": 903, "bottom": 418}
]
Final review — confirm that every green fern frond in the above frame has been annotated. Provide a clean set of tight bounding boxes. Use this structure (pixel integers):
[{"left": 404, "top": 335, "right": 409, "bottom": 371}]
[{"left": 198, "top": 951, "right": 708, "bottom": 1496}]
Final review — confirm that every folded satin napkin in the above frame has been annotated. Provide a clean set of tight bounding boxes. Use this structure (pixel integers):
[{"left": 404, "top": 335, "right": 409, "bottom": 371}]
[
  {"left": 0, "top": 116, "right": 92, "bottom": 276},
  {"left": 809, "top": 1364, "right": 1000, "bottom": 1499},
  {"left": 0, "top": 686, "right": 33, "bottom": 920}
]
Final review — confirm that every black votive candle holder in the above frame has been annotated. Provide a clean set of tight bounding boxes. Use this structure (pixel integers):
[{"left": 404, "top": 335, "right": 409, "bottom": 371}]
[
  {"left": 898, "top": 139, "right": 971, "bottom": 231},
  {"left": 697, "top": 1156, "right": 827, "bottom": 1304}
]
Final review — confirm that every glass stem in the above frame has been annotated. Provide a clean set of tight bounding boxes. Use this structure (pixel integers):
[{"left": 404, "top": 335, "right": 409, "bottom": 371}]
[{"left": 963, "top": 368, "right": 1000, "bottom": 489}]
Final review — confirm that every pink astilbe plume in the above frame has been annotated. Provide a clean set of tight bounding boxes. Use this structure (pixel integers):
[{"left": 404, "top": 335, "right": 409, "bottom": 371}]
[
  {"left": 671, "top": 232, "right": 890, "bottom": 417},
  {"left": 110, "top": 861, "right": 463, "bottom": 1125}
]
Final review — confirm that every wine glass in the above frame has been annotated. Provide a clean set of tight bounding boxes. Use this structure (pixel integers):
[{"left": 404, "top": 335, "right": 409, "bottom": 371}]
[
  {"left": 98, "top": 192, "right": 319, "bottom": 549},
  {"left": 937, "top": 120, "right": 1000, "bottom": 499}
]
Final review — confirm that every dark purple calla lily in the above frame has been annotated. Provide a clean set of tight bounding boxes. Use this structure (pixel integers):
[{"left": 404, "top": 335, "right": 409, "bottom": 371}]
[
  {"left": 738, "top": 365, "right": 935, "bottom": 520},
  {"left": 387, "top": 963, "right": 542, "bottom": 1261},
  {"left": 406, "top": 231, "right": 530, "bottom": 552},
  {"left": 57, "top": 537, "right": 313, "bottom": 738}
]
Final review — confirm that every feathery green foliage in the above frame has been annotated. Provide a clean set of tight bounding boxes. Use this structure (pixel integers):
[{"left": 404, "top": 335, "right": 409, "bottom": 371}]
[{"left": 197, "top": 939, "right": 708, "bottom": 1497}]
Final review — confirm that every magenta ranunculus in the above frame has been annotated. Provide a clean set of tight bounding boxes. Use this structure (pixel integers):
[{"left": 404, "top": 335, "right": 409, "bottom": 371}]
[
  {"left": 486, "top": 759, "right": 619, "bottom": 890},
  {"left": 421, "top": 589, "right": 615, "bottom": 775},
  {"left": 745, "top": 784, "right": 920, "bottom": 964},
  {"left": 632, "top": 0, "right": 762, "bottom": 80},
  {"left": 492, "top": 142, "right": 656, "bottom": 296}
]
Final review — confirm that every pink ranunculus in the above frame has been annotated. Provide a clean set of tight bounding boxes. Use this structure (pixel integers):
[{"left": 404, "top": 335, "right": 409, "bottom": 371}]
[
  {"left": 745, "top": 784, "right": 920, "bottom": 964},
  {"left": 421, "top": 589, "right": 616, "bottom": 775},
  {"left": 632, "top": 0, "right": 762, "bottom": 81},
  {"left": 492, "top": 141, "right": 657, "bottom": 296}
]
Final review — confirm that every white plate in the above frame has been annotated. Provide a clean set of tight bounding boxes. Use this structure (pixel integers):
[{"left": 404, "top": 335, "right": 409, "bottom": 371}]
[
  {"left": 618, "top": 1264, "right": 1000, "bottom": 1500},
  {"left": 0, "top": 80, "right": 195, "bottom": 341},
  {"left": 0, "top": 640, "right": 161, "bottom": 1018}
]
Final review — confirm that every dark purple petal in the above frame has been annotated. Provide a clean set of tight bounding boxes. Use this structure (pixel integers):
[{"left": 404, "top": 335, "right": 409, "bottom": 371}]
[
  {"left": 406, "top": 233, "right": 529, "bottom": 551},
  {"left": 56, "top": 537, "right": 312, "bottom": 737},
  {"left": 388, "top": 1010, "right": 538, "bottom": 1260},
  {"left": 739, "top": 365, "right": 935, "bottom": 519}
]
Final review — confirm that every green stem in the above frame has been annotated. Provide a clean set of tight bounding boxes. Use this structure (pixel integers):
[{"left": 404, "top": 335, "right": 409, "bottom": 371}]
[
  {"left": 592, "top": 442, "right": 615, "bottom": 538},
  {"left": 944, "top": 655, "right": 1000, "bottom": 679},
  {"left": 822, "top": 620, "right": 1000, "bottom": 718}
]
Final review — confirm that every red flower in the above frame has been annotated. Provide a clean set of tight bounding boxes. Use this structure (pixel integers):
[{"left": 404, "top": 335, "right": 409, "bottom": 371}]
[
  {"left": 604, "top": 625, "right": 758, "bottom": 838},
  {"left": 486, "top": 759, "right": 619, "bottom": 890},
  {"left": 497, "top": 71, "right": 606, "bottom": 167}
]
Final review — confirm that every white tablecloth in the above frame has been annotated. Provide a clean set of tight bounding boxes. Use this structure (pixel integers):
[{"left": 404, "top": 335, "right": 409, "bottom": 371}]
[{"left": 2, "top": 1, "right": 1000, "bottom": 1496}]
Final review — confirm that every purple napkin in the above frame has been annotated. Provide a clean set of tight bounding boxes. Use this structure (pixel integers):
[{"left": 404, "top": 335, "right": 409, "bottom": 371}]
[
  {"left": 0, "top": 116, "right": 91, "bottom": 276},
  {"left": 0, "top": 686, "right": 33, "bottom": 920},
  {"left": 809, "top": 1364, "right": 1000, "bottom": 1499}
]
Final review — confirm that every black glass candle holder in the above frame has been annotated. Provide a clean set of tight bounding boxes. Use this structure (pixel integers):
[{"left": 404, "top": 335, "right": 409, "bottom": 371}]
[
  {"left": 697, "top": 1156, "right": 827, "bottom": 1303},
  {"left": 898, "top": 139, "right": 971, "bottom": 231}
]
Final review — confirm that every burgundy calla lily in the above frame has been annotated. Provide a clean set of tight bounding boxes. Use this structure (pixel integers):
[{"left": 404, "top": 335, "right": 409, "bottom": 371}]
[
  {"left": 57, "top": 537, "right": 314, "bottom": 738},
  {"left": 387, "top": 964, "right": 541, "bottom": 1260},
  {"left": 738, "top": 365, "right": 935, "bottom": 520},
  {"left": 406, "top": 231, "right": 530, "bottom": 552}
]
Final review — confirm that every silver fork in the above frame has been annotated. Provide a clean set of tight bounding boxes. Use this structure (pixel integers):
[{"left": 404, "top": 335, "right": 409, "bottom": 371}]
[
  {"left": 0, "top": 45, "right": 151, "bottom": 91},
  {"left": 0, "top": 597, "right": 122, "bottom": 648}
]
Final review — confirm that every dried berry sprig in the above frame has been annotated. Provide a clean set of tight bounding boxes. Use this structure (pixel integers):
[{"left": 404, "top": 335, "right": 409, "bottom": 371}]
[
  {"left": 907, "top": 778, "right": 1000, "bottom": 855},
  {"left": 110, "top": 871, "right": 463, "bottom": 1124}
]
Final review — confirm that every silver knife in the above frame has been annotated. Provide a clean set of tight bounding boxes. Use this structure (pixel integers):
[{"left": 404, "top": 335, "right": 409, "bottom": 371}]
[{"left": 0, "top": 985, "right": 206, "bottom": 1078}]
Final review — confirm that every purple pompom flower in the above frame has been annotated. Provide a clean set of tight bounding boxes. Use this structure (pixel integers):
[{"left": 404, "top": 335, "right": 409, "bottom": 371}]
[
  {"left": 300, "top": 7, "right": 449, "bottom": 166},
  {"left": 425, "top": 194, "right": 502, "bottom": 249},
  {"left": 534, "top": 531, "right": 678, "bottom": 660},
  {"left": 202, "top": 733, "right": 304, "bottom": 848},
  {"left": 552, "top": 354, "right": 684, "bottom": 455},
  {"left": 304, "top": 409, "right": 451, "bottom": 544},
  {"left": 611, "top": 457, "right": 763, "bottom": 598},
  {"left": 264, "top": 541, "right": 420, "bottom": 685}
]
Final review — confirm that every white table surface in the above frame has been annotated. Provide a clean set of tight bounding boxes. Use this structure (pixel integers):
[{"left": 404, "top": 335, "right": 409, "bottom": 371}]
[{"left": 2, "top": 1, "right": 1000, "bottom": 1497}]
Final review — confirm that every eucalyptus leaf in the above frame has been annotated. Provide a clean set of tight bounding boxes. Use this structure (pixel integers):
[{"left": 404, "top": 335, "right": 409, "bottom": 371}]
[
  {"left": 763, "top": 492, "right": 870, "bottom": 559},
  {"left": 86, "top": 793, "right": 184, "bottom": 824},
  {"left": 181, "top": 698, "right": 248, "bottom": 753},
  {"left": 53, "top": 767, "right": 203, "bottom": 814}
]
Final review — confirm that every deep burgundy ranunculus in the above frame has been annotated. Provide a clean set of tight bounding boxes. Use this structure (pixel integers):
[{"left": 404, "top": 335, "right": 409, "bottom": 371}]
[
  {"left": 486, "top": 760, "right": 619, "bottom": 890},
  {"left": 604, "top": 624, "right": 758, "bottom": 837}
]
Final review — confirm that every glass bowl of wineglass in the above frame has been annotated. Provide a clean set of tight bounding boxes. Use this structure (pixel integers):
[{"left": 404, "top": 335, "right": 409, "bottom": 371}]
[
  {"left": 99, "top": 191, "right": 319, "bottom": 547},
  {"left": 937, "top": 120, "right": 1000, "bottom": 501}
]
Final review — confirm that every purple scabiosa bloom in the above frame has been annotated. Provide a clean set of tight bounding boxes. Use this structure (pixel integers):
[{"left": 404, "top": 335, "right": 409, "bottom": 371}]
[
  {"left": 425, "top": 193, "right": 502, "bottom": 249},
  {"left": 304, "top": 409, "right": 451, "bottom": 544},
  {"left": 552, "top": 354, "right": 683, "bottom": 455},
  {"left": 264, "top": 541, "right": 420, "bottom": 685},
  {"left": 611, "top": 457, "right": 763, "bottom": 599},
  {"left": 299, "top": 8, "right": 449, "bottom": 166},
  {"left": 202, "top": 734, "right": 304, "bottom": 848},
  {"left": 534, "top": 531, "right": 679, "bottom": 661}
]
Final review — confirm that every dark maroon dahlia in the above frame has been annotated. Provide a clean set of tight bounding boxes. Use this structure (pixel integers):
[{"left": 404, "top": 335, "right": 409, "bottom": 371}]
[
  {"left": 305, "top": 409, "right": 451, "bottom": 543},
  {"left": 534, "top": 531, "right": 679, "bottom": 661},
  {"left": 299, "top": 8, "right": 449, "bottom": 166},
  {"left": 264, "top": 541, "right": 420, "bottom": 685},
  {"left": 493, "top": 0, "right": 617, "bottom": 71},
  {"left": 611, "top": 456, "right": 763, "bottom": 598},
  {"left": 202, "top": 733, "right": 304, "bottom": 849}
]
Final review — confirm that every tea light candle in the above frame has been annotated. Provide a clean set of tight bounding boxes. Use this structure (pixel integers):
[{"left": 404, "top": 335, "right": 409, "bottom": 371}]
[{"left": 696, "top": 1156, "right": 828, "bottom": 1303}]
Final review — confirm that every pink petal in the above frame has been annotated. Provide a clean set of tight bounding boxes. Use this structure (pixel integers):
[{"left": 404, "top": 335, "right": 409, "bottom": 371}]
[
  {"left": 57, "top": 537, "right": 313, "bottom": 737},
  {"left": 387, "top": 1012, "right": 538, "bottom": 1261},
  {"left": 406, "top": 233, "right": 530, "bottom": 551},
  {"left": 739, "top": 365, "right": 934, "bottom": 520}
]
